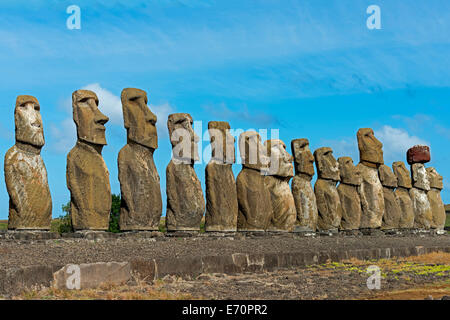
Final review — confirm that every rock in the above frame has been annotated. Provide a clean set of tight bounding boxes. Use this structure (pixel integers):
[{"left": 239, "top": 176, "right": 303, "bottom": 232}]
[
  {"left": 264, "top": 140, "right": 296, "bottom": 232},
  {"left": 392, "top": 161, "right": 414, "bottom": 228},
  {"left": 357, "top": 163, "right": 384, "bottom": 229},
  {"left": 166, "top": 113, "right": 204, "bottom": 231},
  {"left": 392, "top": 161, "right": 412, "bottom": 189},
  {"left": 426, "top": 167, "right": 446, "bottom": 230},
  {"left": 53, "top": 262, "right": 131, "bottom": 290},
  {"left": 118, "top": 88, "right": 162, "bottom": 231},
  {"left": 407, "top": 145, "right": 430, "bottom": 165},
  {"left": 314, "top": 147, "right": 342, "bottom": 231},
  {"left": 337, "top": 157, "right": 362, "bottom": 230},
  {"left": 412, "top": 163, "right": 430, "bottom": 191},
  {"left": 4, "top": 95, "right": 52, "bottom": 230},
  {"left": 237, "top": 131, "right": 271, "bottom": 231},
  {"left": 67, "top": 90, "right": 111, "bottom": 230},
  {"left": 291, "top": 138, "right": 317, "bottom": 232},
  {"left": 357, "top": 128, "right": 384, "bottom": 168},
  {"left": 411, "top": 164, "right": 432, "bottom": 229},
  {"left": 205, "top": 120, "right": 238, "bottom": 232},
  {"left": 378, "top": 165, "right": 401, "bottom": 229}
]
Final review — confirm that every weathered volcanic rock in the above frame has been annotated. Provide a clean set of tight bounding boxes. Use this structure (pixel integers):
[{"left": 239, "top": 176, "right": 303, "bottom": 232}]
[
  {"left": 407, "top": 145, "right": 430, "bottom": 165},
  {"left": 337, "top": 157, "right": 362, "bottom": 230},
  {"left": 118, "top": 88, "right": 162, "bottom": 231},
  {"left": 5, "top": 95, "right": 51, "bottom": 230},
  {"left": 379, "top": 164, "right": 401, "bottom": 230},
  {"left": 411, "top": 163, "right": 432, "bottom": 229},
  {"left": 357, "top": 128, "right": 384, "bottom": 168},
  {"left": 67, "top": 90, "right": 111, "bottom": 231},
  {"left": 392, "top": 161, "right": 414, "bottom": 228},
  {"left": 291, "top": 138, "right": 317, "bottom": 232},
  {"left": 426, "top": 167, "right": 446, "bottom": 230},
  {"left": 357, "top": 163, "right": 385, "bottom": 229},
  {"left": 205, "top": 121, "right": 238, "bottom": 232}
]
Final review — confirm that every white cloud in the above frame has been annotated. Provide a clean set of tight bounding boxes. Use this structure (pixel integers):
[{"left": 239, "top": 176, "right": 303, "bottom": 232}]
[
  {"left": 81, "top": 83, "right": 122, "bottom": 125},
  {"left": 49, "top": 118, "right": 76, "bottom": 153},
  {"left": 375, "top": 125, "right": 428, "bottom": 164}
]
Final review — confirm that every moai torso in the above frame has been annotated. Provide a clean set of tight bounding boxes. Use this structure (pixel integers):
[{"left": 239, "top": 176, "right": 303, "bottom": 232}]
[
  {"left": 5, "top": 95, "right": 52, "bottom": 230},
  {"left": 337, "top": 157, "right": 362, "bottom": 230},
  {"left": 291, "top": 139, "right": 318, "bottom": 232},
  {"left": 205, "top": 121, "right": 238, "bottom": 232},
  {"left": 118, "top": 88, "right": 162, "bottom": 231},
  {"left": 264, "top": 139, "right": 296, "bottom": 232},
  {"left": 236, "top": 131, "right": 271, "bottom": 231},
  {"left": 379, "top": 165, "right": 401, "bottom": 230},
  {"left": 392, "top": 161, "right": 414, "bottom": 228},
  {"left": 165, "top": 113, "right": 204, "bottom": 231},
  {"left": 410, "top": 163, "right": 432, "bottom": 229},
  {"left": 67, "top": 90, "right": 111, "bottom": 231},
  {"left": 314, "top": 147, "right": 342, "bottom": 231},
  {"left": 356, "top": 128, "right": 385, "bottom": 229},
  {"left": 426, "top": 167, "right": 446, "bottom": 230}
]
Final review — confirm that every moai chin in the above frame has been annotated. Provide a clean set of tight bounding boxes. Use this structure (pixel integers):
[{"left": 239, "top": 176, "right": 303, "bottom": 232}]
[
  {"left": 426, "top": 167, "right": 446, "bottom": 230},
  {"left": 356, "top": 128, "right": 385, "bottom": 229},
  {"left": 378, "top": 164, "right": 401, "bottom": 230},
  {"left": 236, "top": 131, "right": 272, "bottom": 231},
  {"left": 205, "top": 121, "right": 238, "bottom": 232},
  {"left": 410, "top": 163, "right": 432, "bottom": 229},
  {"left": 118, "top": 88, "right": 162, "bottom": 231},
  {"left": 165, "top": 113, "right": 205, "bottom": 231},
  {"left": 291, "top": 138, "right": 318, "bottom": 232},
  {"left": 337, "top": 157, "right": 362, "bottom": 231},
  {"left": 392, "top": 161, "right": 414, "bottom": 228},
  {"left": 264, "top": 139, "right": 296, "bottom": 232},
  {"left": 4, "top": 95, "right": 52, "bottom": 230},
  {"left": 313, "top": 147, "right": 342, "bottom": 232},
  {"left": 66, "top": 90, "right": 111, "bottom": 231}
]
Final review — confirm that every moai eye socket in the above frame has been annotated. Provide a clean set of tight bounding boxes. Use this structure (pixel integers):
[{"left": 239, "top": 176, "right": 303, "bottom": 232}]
[{"left": 34, "top": 104, "right": 40, "bottom": 111}]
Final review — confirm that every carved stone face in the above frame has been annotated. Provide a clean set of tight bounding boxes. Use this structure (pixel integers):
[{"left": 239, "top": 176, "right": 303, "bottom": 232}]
[
  {"left": 338, "top": 157, "right": 361, "bottom": 185},
  {"left": 426, "top": 167, "right": 443, "bottom": 190},
  {"left": 314, "top": 147, "right": 340, "bottom": 181},
  {"left": 291, "top": 138, "right": 315, "bottom": 177},
  {"left": 357, "top": 128, "right": 384, "bottom": 166},
  {"left": 238, "top": 131, "right": 269, "bottom": 171},
  {"left": 168, "top": 113, "right": 199, "bottom": 163},
  {"left": 15, "top": 95, "right": 44, "bottom": 148},
  {"left": 121, "top": 88, "right": 157, "bottom": 149},
  {"left": 264, "top": 139, "right": 294, "bottom": 178},
  {"left": 378, "top": 164, "right": 398, "bottom": 188},
  {"left": 411, "top": 163, "right": 430, "bottom": 191},
  {"left": 392, "top": 161, "right": 412, "bottom": 189},
  {"left": 208, "top": 121, "right": 235, "bottom": 164},
  {"left": 72, "top": 90, "right": 109, "bottom": 146}
]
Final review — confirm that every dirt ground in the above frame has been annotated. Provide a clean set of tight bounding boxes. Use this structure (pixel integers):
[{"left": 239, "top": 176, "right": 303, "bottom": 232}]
[{"left": 12, "top": 252, "right": 450, "bottom": 300}]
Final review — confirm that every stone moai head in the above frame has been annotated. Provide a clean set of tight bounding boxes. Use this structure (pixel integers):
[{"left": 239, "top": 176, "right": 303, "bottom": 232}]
[
  {"left": 264, "top": 139, "right": 294, "bottom": 178},
  {"left": 426, "top": 167, "right": 443, "bottom": 190},
  {"left": 167, "top": 113, "right": 199, "bottom": 163},
  {"left": 15, "top": 95, "right": 45, "bottom": 148},
  {"left": 378, "top": 164, "right": 398, "bottom": 188},
  {"left": 121, "top": 88, "right": 157, "bottom": 149},
  {"left": 291, "top": 138, "right": 315, "bottom": 177},
  {"left": 72, "top": 90, "right": 109, "bottom": 146},
  {"left": 392, "top": 161, "right": 412, "bottom": 189},
  {"left": 314, "top": 147, "right": 340, "bottom": 181},
  {"left": 238, "top": 131, "right": 269, "bottom": 171},
  {"left": 411, "top": 163, "right": 430, "bottom": 191},
  {"left": 338, "top": 157, "right": 361, "bottom": 186},
  {"left": 357, "top": 128, "right": 384, "bottom": 167},
  {"left": 208, "top": 121, "right": 235, "bottom": 164}
]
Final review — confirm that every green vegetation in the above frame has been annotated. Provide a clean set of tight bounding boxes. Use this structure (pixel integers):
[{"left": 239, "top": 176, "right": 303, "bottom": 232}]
[
  {"left": 0, "top": 220, "right": 7, "bottom": 230},
  {"left": 108, "top": 194, "right": 121, "bottom": 233}
]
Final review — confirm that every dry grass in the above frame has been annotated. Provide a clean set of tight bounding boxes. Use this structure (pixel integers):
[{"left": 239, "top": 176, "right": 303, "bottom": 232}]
[{"left": 363, "top": 282, "right": 450, "bottom": 300}]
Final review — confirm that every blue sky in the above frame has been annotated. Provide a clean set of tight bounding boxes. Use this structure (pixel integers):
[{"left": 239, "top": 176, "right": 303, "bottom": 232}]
[{"left": 0, "top": 0, "right": 449, "bottom": 219}]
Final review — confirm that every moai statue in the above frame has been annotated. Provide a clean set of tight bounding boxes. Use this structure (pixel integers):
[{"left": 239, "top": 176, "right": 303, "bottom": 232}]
[
  {"left": 264, "top": 139, "right": 296, "bottom": 232},
  {"left": 410, "top": 163, "right": 433, "bottom": 229},
  {"left": 236, "top": 131, "right": 271, "bottom": 231},
  {"left": 392, "top": 161, "right": 414, "bottom": 229},
  {"left": 118, "top": 88, "right": 162, "bottom": 231},
  {"left": 356, "top": 128, "right": 385, "bottom": 229},
  {"left": 314, "top": 147, "right": 342, "bottom": 232},
  {"left": 67, "top": 90, "right": 111, "bottom": 230},
  {"left": 378, "top": 164, "right": 401, "bottom": 230},
  {"left": 407, "top": 145, "right": 430, "bottom": 165},
  {"left": 4, "top": 95, "right": 52, "bottom": 230},
  {"left": 426, "top": 167, "right": 446, "bottom": 230},
  {"left": 205, "top": 121, "right": 238, "bottom": 232},
  {"left": 291, "top": 139, "right": 318, "bottom": 232},
  {"left": 166, "top": 113, "right": 205, "bottom": 231},
  {"left": 337, "top": 157, "right": 362, "bottom": 231}
]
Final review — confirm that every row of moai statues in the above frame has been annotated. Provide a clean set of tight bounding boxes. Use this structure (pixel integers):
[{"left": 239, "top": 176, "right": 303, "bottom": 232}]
[{"left": 4, "top": 89, "right": 447, "bottom": 233}]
